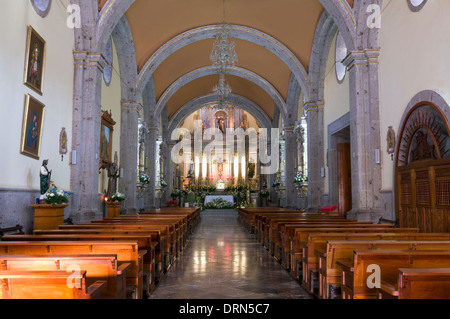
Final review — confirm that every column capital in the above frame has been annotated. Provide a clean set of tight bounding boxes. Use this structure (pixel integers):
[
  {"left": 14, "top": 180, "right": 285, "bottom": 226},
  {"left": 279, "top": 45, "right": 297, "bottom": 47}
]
[
  {"left": 73, "top": 51, "right": 107, "bottom": 73},
  {"left": 303, "top": 101, "right": 324, "bottom": 114},
  {"left": 342, "top": 49, "right": 380, "bottom": 71},
  {"left": 121, "top": 101, "right": 143, "bottom": 114}
]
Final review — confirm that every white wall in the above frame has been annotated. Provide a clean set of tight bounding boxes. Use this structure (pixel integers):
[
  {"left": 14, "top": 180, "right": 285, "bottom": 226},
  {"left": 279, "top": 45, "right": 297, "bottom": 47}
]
[
  {"left": 0, "top": 0, "right": 74, "bottom": 192},
  {"left": 379, "top": 0, "right": 450, "bottom": 191}
]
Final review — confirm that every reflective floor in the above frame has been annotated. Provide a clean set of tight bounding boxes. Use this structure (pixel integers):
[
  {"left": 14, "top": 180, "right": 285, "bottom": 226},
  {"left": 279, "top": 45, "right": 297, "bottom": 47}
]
[{"left": 149, "top": 210, "right": 312, "bottom": 299}]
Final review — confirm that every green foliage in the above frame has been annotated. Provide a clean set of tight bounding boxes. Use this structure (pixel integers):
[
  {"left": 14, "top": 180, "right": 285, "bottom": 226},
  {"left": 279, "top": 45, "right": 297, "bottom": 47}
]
[
  {"left": 204, "top": 198, "right": 235, "bottom": 210},
  {"left": 42, "top": 183, "right": 70, "bottom": 205}
]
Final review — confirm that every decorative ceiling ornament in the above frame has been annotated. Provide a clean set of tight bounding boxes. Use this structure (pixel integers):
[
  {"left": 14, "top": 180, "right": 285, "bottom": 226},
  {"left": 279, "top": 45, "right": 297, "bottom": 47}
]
[
  {"left": 210, "top": 23, "right": 238, "bottom": 69},
  {"left": 213, "top": 73, "right": 232, "bottom": 97},
  {"left": 210, "top": 0, "right": 237, "bottom": 102}
]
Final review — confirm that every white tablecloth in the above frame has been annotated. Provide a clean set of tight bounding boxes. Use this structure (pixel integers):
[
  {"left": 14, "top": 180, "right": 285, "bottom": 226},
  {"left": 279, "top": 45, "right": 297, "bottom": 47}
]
[{"left": 204, "top": 195, "right": 234, "bottom": 205}]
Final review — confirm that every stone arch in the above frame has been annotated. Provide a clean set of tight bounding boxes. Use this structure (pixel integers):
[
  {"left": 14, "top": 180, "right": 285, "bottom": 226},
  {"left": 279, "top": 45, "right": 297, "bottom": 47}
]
[
  {"left": 156, "top": 66, "right": 286, "bottom": 121},
  {"left": 168, "top": 93, "right": 273, "bottom": 135},
  {"left": 395, "top": 90, "right": 450, "bottom": 167},
  {"left": 135, "top": 24, "right": 312, "bottom": 107}
]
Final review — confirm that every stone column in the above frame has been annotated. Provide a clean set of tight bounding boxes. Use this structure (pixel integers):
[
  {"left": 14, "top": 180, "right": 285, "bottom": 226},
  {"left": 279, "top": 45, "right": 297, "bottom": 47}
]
[
  {"left": 283, "top": 125, "right": 297, "bottom": 209},
  {"left": 119, "top": 101, "right": 141, "bottom": 215},
  {"left": 304, "top": 101, "right": 325, "bottom": 212},
  {"left": 342, "top": 50, "right": 381, "bottom": 221},
  {"left": 145, "top": 125, "right": 159, "bottom": 210},
  {"left": 70, "top": 51, "right": 106, "bottom": 223}
]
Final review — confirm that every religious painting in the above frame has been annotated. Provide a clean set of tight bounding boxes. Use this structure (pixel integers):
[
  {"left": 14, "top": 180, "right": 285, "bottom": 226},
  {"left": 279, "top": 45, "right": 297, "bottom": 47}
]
[
  {"left": 24, "top": 26, "right": 46, "bottom": 95},
  {"left": 20, "top": 94, "right": 45, "bottom": 159},
  {"left": 100, "top": 110, "right": 116, "bottom": 166}
]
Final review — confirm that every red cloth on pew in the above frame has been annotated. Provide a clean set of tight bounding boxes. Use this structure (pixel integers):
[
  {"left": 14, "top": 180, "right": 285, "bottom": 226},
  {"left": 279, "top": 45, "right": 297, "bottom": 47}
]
[{"left": 321, "top": 205, "right": 338, "bottom": 212}]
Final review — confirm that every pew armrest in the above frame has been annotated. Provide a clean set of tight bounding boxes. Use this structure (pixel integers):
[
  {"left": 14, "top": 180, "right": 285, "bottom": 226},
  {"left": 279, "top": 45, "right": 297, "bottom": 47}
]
[
  {"left": 315, "top": 248, "right": 326, "bottom": 258},
  {"left": 118, "top": 263, "right": 132, "bottom": 276},
  {"left": 86, "top": 280, "right": 107, "bottom": 299},
  {"left": 380, "top": 280, "right": 399, "bottom": 297},
  {"left": 336, "top": 259, "right": 353, "bottom": 272}
]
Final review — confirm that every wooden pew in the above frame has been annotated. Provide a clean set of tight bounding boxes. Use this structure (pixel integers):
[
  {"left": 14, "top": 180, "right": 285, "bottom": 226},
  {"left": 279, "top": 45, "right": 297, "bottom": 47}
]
[
  {"left": 317, "top": 239, "right": 450, "bottom": 299},
  {"left": 275, "top": 223, "right": 397, "bottom": 264},
  {"left": 378, "top": 268, "right": 450, "bottom": 299},
  {"left": 288, "top": 227, "right": 417, "bottom": 279},
  {"left": 2, "top": 233, "right": 155, "bottom": 297},
  {"left": 339, "top": 250, "right": 450, "bottom": 299},
  {"left": 59, "top": 224, "right": 168, "bottom": 276},
  {"left": 89, "top": 218, "right": 180, "bottom": 263},
  {"left": 0, "top": 241, "right": 145, "bottom": 299},
  {"left": 0, "top": 270, "right": 106, "bottom": 299},
  {"left": 301, "top": 232, "right": 450, "bottom": 294},
  {"left": 0, "top": 254, "right": 130, "bottom": 299},
  {"left": 33, "top": 228, "right": 159, "bottom": 290}
]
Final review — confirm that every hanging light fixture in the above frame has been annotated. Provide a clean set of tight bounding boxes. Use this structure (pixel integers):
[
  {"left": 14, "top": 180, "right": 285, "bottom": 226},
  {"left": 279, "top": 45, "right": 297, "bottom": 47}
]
[{"left": 210, "top": 0, "right": 237, "bottom": 109}]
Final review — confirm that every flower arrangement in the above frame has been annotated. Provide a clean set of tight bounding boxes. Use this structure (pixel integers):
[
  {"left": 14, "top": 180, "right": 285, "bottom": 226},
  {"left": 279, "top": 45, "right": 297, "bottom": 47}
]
[
  {"left": 160, "top": 180, "right": 167, "bottom": 188},
  {"left": 42, "top": 182, "right": 70, "bottom": 205},
  {"left": 204, "top": 198, "right": 235, "bottom": 210},
  {"left": 139, "top": 174, "right": 150, "bottom": 184},
  {"left": 170, "top": 189, "right": 183, "bottom": 200},
  {"left": 259, "top": 189, "right": 270, "bottom": 199},
  {"left": 272, "top": 181, "right": 281, "bottom": 188},
  {"left": 111, "top": 193, "right": 126, "bottom": 202},
  {"left": 294, "top": 174, "right": 308, "bottom": 184}
]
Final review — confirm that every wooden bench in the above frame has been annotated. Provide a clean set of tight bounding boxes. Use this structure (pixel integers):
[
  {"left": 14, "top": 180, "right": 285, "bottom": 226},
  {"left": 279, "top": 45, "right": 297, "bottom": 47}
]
[
  {"left": 2, "top": 233, "right": 156, "bottom": 297},
  {"left": 288, "top": 227, "right": 418, "bottom": 279},
  {"left": 301, "top": 232, "right": 450, "bottom": 294},
  {"left": 317, "top": 239, "right": 450, "bottom": 299},
  {"left": 59, "top": 224, "right": 168, "bottom": 276},
  {"left": 0, "top": 254, "right": 130, "bottom": 299},
  {"left": 0, "top": 241, "right": 145, "bottom": 299},
  {"left": 33, "top": 228, "right": 160, "bottom": 290},
  {"left": 0, "top": 270, "right": 106, "bottom": 299},
  {"left": 276, "top": 223, "right": 399, "bottom": 267},
  {"left": 0, "top": 225, "right": 24, "bottom": 238},
  {"left": 339, "top": 250, "right": 450, "bottom": 299},
  {"left": 378, "top": 268, "right": 450, "bottom": 299}
]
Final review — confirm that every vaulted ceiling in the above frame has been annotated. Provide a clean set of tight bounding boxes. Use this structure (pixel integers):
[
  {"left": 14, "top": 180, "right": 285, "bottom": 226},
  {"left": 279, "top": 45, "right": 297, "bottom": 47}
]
[{"left": 99, "top": 0, "right": 354, "bottom": 122}]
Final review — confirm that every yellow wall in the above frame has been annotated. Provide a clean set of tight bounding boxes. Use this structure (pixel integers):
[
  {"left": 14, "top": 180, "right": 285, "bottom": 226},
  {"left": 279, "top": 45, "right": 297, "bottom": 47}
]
[
  {"left": 99, "top": 39, "right": 122, "bottom": 195},
  {"left": 0, "top": 0, "right": 74, "bottom": 191}
]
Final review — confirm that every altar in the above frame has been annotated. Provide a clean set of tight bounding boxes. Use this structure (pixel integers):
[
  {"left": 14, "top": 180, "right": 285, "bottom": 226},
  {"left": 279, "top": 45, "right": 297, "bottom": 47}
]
[{"left": 204, "top": 195, "right": 234, "bottom": 205}]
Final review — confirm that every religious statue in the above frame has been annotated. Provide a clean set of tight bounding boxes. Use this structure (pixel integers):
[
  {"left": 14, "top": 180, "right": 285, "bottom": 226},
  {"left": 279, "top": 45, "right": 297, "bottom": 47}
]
[
  {"left": 40, "top": 159, "right": 52, "bottom": 199},
  {"left": 106, "top": 160, "right": 119, "bottom": 199},
  {"left": 218, "top": 118, "right": 225, "bottom": 134}
]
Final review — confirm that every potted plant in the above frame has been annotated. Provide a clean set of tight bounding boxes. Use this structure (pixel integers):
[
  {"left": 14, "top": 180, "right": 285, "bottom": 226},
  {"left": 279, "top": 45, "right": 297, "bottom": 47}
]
[{"left": 139, "top": 174, "right": 150, "bottom": 185}]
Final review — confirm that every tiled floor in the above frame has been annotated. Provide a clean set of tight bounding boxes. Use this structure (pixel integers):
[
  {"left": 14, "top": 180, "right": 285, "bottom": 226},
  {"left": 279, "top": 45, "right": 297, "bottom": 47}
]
[{"left": 149, "top": 210, "right": 313, "bottom": 299}]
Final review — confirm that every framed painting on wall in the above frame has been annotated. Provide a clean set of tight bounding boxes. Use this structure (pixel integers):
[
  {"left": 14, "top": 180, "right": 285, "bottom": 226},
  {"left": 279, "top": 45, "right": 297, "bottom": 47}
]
[
  {"left": 100, "top": 110, "right": 116, "bottom": 166},
  {"left": 24, "top": 26, "right": 46, "bottom": 95},
  {"left": 20, "top": 94, "right": 45, "bottom": 159}
]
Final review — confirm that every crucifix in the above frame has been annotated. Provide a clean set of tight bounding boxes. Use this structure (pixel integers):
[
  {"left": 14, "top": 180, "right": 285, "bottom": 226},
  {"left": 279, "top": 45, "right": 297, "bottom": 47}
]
[{"left": 213, "top": 157, "right": 227, "bottom": 180}]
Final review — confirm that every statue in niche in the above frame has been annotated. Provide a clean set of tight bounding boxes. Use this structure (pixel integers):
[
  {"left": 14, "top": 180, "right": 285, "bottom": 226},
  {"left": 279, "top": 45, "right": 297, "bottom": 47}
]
[{"left": 411, "top": 130, "right": 435, "bottom": 162}]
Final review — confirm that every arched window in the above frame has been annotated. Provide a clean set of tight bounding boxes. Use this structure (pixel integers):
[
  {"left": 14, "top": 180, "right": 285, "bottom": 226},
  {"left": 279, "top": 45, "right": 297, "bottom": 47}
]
[
  {"left": 103, "top": 38, "right": 113, "bottom": 86},
  {"left": 407, "top": 0, "right": 427, "bottom": 12},
  {"left": 30, "top": 0, "right": 52, "bottom": 18},
  {"left": 335, "top": 32, "right": 347, "bottom": 84}
]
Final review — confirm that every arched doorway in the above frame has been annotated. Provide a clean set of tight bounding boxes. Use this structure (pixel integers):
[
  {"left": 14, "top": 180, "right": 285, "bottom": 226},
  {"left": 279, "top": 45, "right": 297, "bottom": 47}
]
[{"left": 395, "top": 97, "right": 450, "bottom": 232}]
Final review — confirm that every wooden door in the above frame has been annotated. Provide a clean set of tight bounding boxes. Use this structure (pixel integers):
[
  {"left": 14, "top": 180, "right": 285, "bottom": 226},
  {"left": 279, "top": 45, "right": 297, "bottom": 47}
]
[{"left": 337, "top": 143, "right": 352, "bottom": 217}]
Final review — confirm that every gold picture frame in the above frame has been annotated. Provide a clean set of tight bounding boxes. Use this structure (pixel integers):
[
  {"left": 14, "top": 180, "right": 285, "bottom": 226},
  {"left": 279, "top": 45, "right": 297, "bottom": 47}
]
[
  {"left": 24, "top": 26, "right": 46, "bottom": 95},
  {"left": 20, "top": 94, "right": 45, "bottom": 159}
]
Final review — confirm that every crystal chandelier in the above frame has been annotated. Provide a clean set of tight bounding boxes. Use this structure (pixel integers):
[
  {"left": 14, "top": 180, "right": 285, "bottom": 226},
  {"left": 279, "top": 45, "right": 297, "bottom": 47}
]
[
  {"left": 210, "top": 0, "right": 237, "bottom": 109},
  {"left": 210, "top": 23, "right": 238, "bottom": 69}
]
